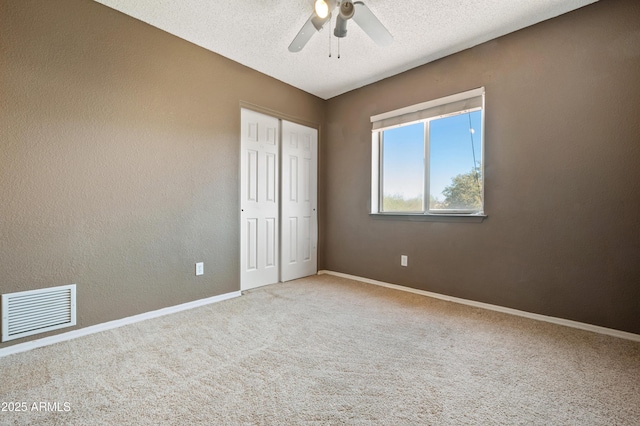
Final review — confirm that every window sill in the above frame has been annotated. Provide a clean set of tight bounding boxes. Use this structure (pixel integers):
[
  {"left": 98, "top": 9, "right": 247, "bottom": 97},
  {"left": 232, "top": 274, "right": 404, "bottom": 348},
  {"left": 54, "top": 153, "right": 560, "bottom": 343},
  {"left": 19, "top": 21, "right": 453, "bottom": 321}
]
[{"left": 369, "top": 213, "right": 487, "bottom": 223}]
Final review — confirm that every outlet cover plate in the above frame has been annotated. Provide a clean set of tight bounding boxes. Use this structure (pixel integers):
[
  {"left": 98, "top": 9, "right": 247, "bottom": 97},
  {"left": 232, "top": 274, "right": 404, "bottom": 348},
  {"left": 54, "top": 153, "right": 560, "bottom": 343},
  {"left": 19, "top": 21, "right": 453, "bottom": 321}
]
[{"left": 196, "top": 262, "right": 204, "bottom": 276}]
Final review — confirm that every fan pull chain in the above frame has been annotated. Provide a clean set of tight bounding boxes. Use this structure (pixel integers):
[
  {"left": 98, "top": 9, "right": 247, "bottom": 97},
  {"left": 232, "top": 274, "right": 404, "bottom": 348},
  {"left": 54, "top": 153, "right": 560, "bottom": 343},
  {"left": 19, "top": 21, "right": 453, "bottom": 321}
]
[
  {"left": 338, "top": 37, "right": 340, "bottom": 59},
  {"left": 328, "top": 24, "right": 332, "bottom": 57}
]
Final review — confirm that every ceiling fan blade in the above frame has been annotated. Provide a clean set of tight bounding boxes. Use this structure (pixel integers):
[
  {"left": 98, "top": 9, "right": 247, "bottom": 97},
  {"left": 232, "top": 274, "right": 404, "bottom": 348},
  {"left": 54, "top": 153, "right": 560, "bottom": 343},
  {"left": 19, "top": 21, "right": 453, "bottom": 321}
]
[
  {"left": 288, "top": 15, "right": 317, "bottom": 52},
  {"left": 353, "top": 1, "right": 393, "bottom": 46},
  {"left": 289, "top": 8, "right": 334, "bottom": 53}
]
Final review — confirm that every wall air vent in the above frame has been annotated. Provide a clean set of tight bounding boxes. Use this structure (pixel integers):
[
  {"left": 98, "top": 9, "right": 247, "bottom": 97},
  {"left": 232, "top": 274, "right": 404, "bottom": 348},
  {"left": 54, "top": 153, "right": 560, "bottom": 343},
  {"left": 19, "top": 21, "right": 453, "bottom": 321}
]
[{"left": 1, "top": 284, "right": 76, "bottom": 342}]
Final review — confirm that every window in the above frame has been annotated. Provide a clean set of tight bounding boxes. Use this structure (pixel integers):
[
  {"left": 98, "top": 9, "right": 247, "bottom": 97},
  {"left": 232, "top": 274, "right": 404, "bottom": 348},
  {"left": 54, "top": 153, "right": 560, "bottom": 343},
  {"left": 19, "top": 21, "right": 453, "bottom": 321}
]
[{"left": 371, "top": 88, "right": 485, "bottom": 216}]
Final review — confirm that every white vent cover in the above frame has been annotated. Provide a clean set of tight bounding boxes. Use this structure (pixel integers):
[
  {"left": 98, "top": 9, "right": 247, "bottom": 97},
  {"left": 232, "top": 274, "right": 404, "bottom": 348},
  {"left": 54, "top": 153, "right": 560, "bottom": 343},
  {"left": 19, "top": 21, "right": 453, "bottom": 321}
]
[{"left": 1, "top": 284, "right": 76, "bottom": 342}]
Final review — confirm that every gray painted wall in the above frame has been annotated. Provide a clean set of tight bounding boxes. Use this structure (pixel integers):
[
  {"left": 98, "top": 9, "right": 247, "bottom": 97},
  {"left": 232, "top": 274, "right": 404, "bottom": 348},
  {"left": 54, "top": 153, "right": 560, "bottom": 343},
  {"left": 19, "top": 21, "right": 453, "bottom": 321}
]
[{"left": 321, "top": 0, "right": 640, "bottom": 334}]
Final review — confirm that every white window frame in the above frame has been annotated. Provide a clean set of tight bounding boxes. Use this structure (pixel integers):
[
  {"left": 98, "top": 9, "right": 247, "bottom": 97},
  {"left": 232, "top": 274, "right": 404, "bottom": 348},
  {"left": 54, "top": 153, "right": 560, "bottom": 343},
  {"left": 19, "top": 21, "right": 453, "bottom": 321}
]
[{"left": 370, "top": 87, "right": 486, "bottom": 218}]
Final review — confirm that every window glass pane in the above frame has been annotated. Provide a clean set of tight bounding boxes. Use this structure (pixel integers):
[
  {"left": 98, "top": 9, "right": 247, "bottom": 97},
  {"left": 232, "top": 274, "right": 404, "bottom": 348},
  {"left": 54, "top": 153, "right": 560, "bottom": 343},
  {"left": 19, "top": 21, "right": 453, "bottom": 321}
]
[
  {"left": 381, "top": 123, "right": 424, "bottom": 212},
  {"left": 429, "top": 110, "right": 482, "bottom": 211}
]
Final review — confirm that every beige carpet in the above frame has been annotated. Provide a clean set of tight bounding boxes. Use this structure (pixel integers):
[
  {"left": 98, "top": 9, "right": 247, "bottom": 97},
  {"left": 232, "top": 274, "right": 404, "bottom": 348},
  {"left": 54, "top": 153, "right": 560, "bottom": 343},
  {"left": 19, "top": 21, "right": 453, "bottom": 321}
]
[{"left": 1, "top": 274, "right": 639, "bottom": 425}]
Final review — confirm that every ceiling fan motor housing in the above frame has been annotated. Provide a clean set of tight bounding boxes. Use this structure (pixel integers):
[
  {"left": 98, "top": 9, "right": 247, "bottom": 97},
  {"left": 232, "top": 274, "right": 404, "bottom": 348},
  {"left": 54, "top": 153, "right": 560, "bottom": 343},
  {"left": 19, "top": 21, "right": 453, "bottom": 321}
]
[{"left": 334, "top": 0, "right": 354, "bottom": 38}]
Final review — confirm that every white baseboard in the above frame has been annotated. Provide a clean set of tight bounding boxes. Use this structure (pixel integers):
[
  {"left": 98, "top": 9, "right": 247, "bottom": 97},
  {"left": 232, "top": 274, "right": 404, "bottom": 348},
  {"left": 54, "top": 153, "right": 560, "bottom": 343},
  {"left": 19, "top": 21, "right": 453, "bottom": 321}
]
[
  {"left": 0, "top": 290, "right": 242, "bottom": 358},
  {"left": 318, "top": 270, "right": 640, "bottom": 342}
]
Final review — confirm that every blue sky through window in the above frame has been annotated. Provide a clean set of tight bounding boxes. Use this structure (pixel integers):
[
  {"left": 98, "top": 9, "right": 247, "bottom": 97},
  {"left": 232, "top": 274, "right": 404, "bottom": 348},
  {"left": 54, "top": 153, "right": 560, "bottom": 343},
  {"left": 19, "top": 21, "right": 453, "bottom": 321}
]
[{"left": 382, "top": 123, "right": 424, "bottom": 200}]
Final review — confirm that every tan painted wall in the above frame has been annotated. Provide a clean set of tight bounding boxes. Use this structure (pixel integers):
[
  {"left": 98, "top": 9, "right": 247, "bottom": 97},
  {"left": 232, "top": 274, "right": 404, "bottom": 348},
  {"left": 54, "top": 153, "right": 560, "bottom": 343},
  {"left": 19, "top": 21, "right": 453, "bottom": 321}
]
[
  {"left": 321, "top": 0, "right": 640, "bottom": 334},
  {"left": 0, "top": 0, "right": 324, "bottom": 348}
]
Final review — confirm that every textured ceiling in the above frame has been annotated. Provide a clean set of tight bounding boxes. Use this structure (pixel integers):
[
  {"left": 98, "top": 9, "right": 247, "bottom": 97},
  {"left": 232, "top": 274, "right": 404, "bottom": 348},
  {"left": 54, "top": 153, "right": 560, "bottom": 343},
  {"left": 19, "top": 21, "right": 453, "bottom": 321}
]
[{"left": 94, "top": 0, "right": 598, "bottom": 100}]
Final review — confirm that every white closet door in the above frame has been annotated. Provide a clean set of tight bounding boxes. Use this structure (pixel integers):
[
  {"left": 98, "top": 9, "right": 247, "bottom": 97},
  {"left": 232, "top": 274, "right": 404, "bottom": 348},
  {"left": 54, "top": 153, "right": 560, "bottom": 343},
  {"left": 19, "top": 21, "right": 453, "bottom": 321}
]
[
  {"left": 281, "top": 120, "right": 318, "bottom": 282},
  {"left": 240, "top": 109, "right": 280, "bottom": 290}
]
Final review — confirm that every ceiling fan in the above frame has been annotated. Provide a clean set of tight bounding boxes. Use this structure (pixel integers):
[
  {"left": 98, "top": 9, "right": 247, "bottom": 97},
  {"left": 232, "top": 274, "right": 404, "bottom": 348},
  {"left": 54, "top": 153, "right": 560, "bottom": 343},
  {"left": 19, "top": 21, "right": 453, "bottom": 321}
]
[{"left": 288, "top": 0, "right": 393, "bottom": 53}]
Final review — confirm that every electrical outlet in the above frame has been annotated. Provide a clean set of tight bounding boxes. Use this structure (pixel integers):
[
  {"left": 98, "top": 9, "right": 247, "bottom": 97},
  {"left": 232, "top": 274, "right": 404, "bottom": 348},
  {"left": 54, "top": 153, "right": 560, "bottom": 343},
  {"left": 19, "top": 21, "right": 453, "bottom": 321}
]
[
  {"left": 401, "top": 255, "right": 408, "bottom": 267},
  {"left": 195, "top": 262, "right": 204, "bottom": 276}
]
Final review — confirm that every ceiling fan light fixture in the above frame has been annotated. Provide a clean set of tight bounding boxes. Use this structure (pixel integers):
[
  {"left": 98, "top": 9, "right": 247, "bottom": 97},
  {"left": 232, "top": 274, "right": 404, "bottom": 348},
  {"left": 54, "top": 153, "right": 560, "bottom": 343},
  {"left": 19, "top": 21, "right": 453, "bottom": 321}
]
[
  {"left": 290, "top": 0, "right": 392, "bottom": 53},
  {"left": 314, "top": 0, "right": 329, "bottom": 19},
  {"left": 339, "top": 1, "right": 355, "bottom": 20}
]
